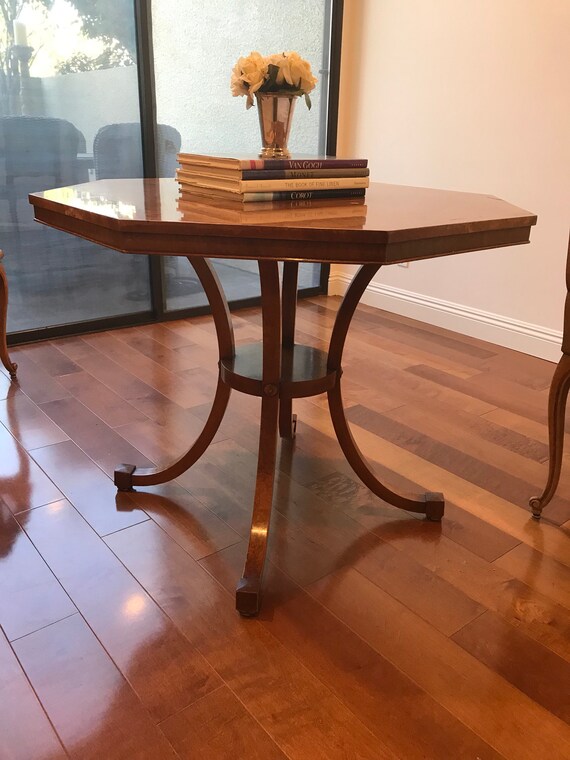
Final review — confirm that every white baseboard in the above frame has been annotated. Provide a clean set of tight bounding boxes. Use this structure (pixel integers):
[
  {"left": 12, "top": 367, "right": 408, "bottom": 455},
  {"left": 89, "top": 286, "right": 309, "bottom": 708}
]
[{"left": 328, "top": 273, "right": 562, "bottom": 363}]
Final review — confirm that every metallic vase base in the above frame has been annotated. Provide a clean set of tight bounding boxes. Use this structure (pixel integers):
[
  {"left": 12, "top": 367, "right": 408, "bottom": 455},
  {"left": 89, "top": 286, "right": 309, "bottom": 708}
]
[{"left": 256, "top": 92, "right": 298, "bottom": 160}]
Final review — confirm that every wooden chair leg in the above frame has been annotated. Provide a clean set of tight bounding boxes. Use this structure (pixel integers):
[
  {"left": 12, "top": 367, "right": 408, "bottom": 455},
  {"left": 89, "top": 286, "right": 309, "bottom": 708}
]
[
  {"left": 529, "top": 353, "right": 570, "bottom": 518},
  {"left": 0, "top": 252, "right": 17, "bottom": 380}
]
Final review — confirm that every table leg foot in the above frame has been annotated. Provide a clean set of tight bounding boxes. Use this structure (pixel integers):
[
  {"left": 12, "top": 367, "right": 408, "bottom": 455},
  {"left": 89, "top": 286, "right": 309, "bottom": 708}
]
[
  {"left": 236, "top": 577, "right": 262, "bottom": 617},
  {"left": 425, "top": 492, "right": 445, "bottom": 521},
  {"left": 279, "top": 402, "right": 297, "bottom": 439},
  {"left": 529, "top": 497, "right": 543, "bottom": 520},
  {"left": 115, "top": 463, "right": 136, "bottom": 491}
]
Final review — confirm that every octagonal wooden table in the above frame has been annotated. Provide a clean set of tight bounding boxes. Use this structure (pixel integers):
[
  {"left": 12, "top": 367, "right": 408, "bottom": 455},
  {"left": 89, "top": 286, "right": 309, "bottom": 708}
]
[{"left": 29, "top": 179, "right": 536, "bottom": 615}]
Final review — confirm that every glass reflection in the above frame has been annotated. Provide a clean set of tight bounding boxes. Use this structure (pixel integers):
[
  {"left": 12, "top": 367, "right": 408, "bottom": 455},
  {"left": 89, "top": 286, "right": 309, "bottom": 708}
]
[{"left": 1, "top": 1, "right": 151, "bottom": 333}]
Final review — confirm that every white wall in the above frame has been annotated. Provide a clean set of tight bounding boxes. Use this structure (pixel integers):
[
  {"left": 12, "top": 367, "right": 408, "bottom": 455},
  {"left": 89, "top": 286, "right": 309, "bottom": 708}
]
[{"left": 334, "top": 0, "right": 570, "bottom": 361}]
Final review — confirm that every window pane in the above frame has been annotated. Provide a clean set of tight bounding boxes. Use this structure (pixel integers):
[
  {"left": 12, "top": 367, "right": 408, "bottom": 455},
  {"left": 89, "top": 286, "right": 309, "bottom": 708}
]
[
  {"left": 151, "top": 0, "right": 328, "bottom": 310},
  {"left": 1, "top": 1, "right": 151, "bottom": 333}
]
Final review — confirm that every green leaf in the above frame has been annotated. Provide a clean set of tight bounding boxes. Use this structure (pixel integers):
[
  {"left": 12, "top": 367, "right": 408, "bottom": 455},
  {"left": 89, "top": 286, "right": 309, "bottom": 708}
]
[
  {"left": 267, "top": 64, "right": 280, "bottom": 85},
  {"left": 305, "top": 93, "right": 312, "bottom": 110}
]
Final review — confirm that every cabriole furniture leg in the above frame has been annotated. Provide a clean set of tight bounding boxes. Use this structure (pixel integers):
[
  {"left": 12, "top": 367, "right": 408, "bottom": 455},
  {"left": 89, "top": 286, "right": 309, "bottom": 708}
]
[
  {"left": 529, "top": 235, "right": 570, "bottom": 519},
  {"left": 0, "top": 251, "right": 17, "bottom": 379},
  {"left": 529, "top": 353, "right": 570, "bottom": 518}
]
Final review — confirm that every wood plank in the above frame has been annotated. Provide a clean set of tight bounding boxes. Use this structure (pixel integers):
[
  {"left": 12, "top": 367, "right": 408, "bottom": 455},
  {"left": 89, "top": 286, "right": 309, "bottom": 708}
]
[
  {"left": 19, "top": 499, "right": 220, "bottom": 722},
  {"left": 368, "top": 311, "right": 497, "bottom": 362},
  {"left": 159, "top": 685, "right": 288, "bottom": 760},
  {"left": 114, "top": 411, "right": 213, "bottom": 468},
  {"left": 126, "top": 483, "right": 242, "bottom": 560},
  {"left": 342, "top": 356, "right": 496, "bottom": 416},
  {"left": 0, "top": 500, "right": 76, "bottom": 641},
  {"left": 309, "top": 568, "right": 570, "bottom": 760},
  {"left": 30, "top": 440, "right": 148, "bottom": 536},
  {"left": 345, "top": 403, "right": 570, "bottom": 525},
  {"left": 106, "top": 520, "right": 397, "bottom": 760},
  {"left": 200, "top": 543, "right": 503, "bottom": 760},
  {"left": 295, "top": 396, "right": 570, "bottom": 567},
  {"left": 388, "top": 398, "right": 549, "bottom": 463},
  {"left": 0, "top": 424, "right": 63, "bottom": 513},
  {"left": 369, "top": 517, "right": 570, "bottom": 663},
  {"left": 494, "top": 542, "right": 570, "bottom": 611},
  {"left": 7, "top": 350, "right": 71, "bottom": 405},
  {"left": 12, "top": 614, "right": 177, "bottom": 759},
  {"left": 58, "top": 369, "right": 148, "bottom": 428},
  {"left": 20, "top": 340, "right": 81, "bottom": 377},
  {"left": 304, "top": 454, "right": 521, "bottom": 563},
  {"left": 452, "top": 610, "right": 570, "bottom": 724},
  {"left": 132, "top": 321, "right": 196, "bottom": 350},
  {"left": 407, "top": 364, "right": 548, "bottom": 423},
  {"left": 82, "top": 331, "right": 211, "bottom": 408},
  {"left": 112, "top": 328, "right": 203, "bottom": 373},
  {"left": 0, "top": 389, "right": 68, "bottom": 450},
  {"left": 0, "top": 628, "right": 66, "bottom": 760},
  {"left": 39, "top": 396, "right": 155, "bottom": 479},
  {"left": 55, "top": 338, "right": 193, "bottom": 425}
]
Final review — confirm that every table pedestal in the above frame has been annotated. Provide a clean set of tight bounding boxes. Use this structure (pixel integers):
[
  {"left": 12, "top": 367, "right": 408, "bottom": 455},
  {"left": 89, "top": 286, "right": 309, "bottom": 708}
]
[{"left": 115, "top": 258, "right": 444, "bottom": 615}]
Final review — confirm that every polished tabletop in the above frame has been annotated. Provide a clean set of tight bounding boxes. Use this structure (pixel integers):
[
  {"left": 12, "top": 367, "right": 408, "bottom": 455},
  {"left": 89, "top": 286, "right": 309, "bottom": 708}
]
[{"left": 29, "top": 178, "right": 536, "bottom": 264}]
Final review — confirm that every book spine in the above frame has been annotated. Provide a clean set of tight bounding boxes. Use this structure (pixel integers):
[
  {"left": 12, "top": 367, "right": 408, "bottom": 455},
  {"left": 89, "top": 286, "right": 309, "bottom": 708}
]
[
  {"left": 239, "top": 188, "right": 367, "bottom": 202},
  {"left": 239, "top": 158, "right": 368, "bottom": 170},
  {"left": 237, "top": 176, "right": 369, "bottom": 192},
  {"left": 241, "top": 168, "right": 369, "bottom": 180}
]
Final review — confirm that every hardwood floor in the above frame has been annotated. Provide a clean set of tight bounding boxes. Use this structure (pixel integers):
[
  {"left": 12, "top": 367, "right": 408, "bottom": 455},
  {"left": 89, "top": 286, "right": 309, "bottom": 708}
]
[{"left": 1, "top": 295, "right": 569, "bottom": 760}]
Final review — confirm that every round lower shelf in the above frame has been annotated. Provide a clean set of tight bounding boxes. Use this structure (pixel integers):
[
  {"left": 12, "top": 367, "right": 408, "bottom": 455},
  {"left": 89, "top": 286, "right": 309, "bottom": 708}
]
[{"left": 220, "top": 343, "right": 337, "bottom": 398}]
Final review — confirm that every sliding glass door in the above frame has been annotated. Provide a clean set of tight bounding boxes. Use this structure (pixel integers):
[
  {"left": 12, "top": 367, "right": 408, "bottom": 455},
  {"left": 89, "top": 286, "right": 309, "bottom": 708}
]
[{"left": 3, "top": 0, "right": 340, "bottom": 341}]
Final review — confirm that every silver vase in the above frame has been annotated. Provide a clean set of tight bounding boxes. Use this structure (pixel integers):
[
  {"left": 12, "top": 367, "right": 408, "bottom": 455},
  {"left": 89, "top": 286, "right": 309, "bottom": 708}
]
[{"left": 255, "top": 92, "right": 298, "bottom": 159}]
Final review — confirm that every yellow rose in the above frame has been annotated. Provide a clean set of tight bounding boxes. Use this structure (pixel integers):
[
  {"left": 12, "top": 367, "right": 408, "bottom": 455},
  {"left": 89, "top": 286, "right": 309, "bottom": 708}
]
[
  {"left": 230, "top": 51, "right": 268, "bottom": 107},
  {"left": 285, "top": 51, "right": 317, "bottom": 94}
]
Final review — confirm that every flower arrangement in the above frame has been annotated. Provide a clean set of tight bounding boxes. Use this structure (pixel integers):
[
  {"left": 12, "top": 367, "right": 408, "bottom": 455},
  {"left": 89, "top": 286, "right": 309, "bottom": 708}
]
[{"left": 231, "top": 51, "right": 317, "bottom": 110}]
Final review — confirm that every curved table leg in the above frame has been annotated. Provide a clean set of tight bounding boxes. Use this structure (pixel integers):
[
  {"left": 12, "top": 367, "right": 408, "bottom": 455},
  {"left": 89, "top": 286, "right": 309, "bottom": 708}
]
[
  {"left": 236, "top": 260, "right": 281, "bottom": 616},
  {"left": 0, "top": 252, "right": 17, "bottom": 379},
  {"left": 529, "top": 353, "right": 570, "bottom": 519},
  {"left": 115, "top": 257, "right": 235, "bottom": 491},
  {"left": 279, "top": 261, "right": 298, "bottom": 439},
  {"left": 327, "top": 264, "right": 444, "bottom": 521}
]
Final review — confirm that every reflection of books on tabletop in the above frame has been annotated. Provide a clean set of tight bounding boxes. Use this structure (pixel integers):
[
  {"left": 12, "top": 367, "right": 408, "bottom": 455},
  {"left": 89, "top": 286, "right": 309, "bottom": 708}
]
[
  {"left": 176, "top": 153, "right": 369, "bottom": 203},
  {"left": 178, "top": 185, "right": 366, "bottom": 204},
  {"left": 176, "top": 194, "right": 368, "bottom": 228}
]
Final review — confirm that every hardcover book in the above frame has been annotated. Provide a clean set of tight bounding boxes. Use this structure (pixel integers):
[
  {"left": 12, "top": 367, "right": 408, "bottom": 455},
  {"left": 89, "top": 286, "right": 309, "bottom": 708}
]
[
  {"left": 178, "top": 186, "right": 367, "bottom": 204},
  {"left": 176, "top": 169, "right": 369, "bottom": 194},
  {"left": 177, "top": 153, "right": 368, "bottom": 171}
]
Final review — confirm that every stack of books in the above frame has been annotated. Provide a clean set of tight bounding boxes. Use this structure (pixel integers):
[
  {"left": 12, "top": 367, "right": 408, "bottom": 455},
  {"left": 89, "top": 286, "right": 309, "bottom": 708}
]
[{"left": 175, "top": 153, "right": 369, "bottom": 205}]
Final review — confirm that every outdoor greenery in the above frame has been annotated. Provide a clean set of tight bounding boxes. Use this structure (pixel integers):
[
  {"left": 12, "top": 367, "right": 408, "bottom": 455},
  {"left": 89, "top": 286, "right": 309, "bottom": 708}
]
[{"left": 0, "top": 0, "right": 135, "bottom": 82}]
